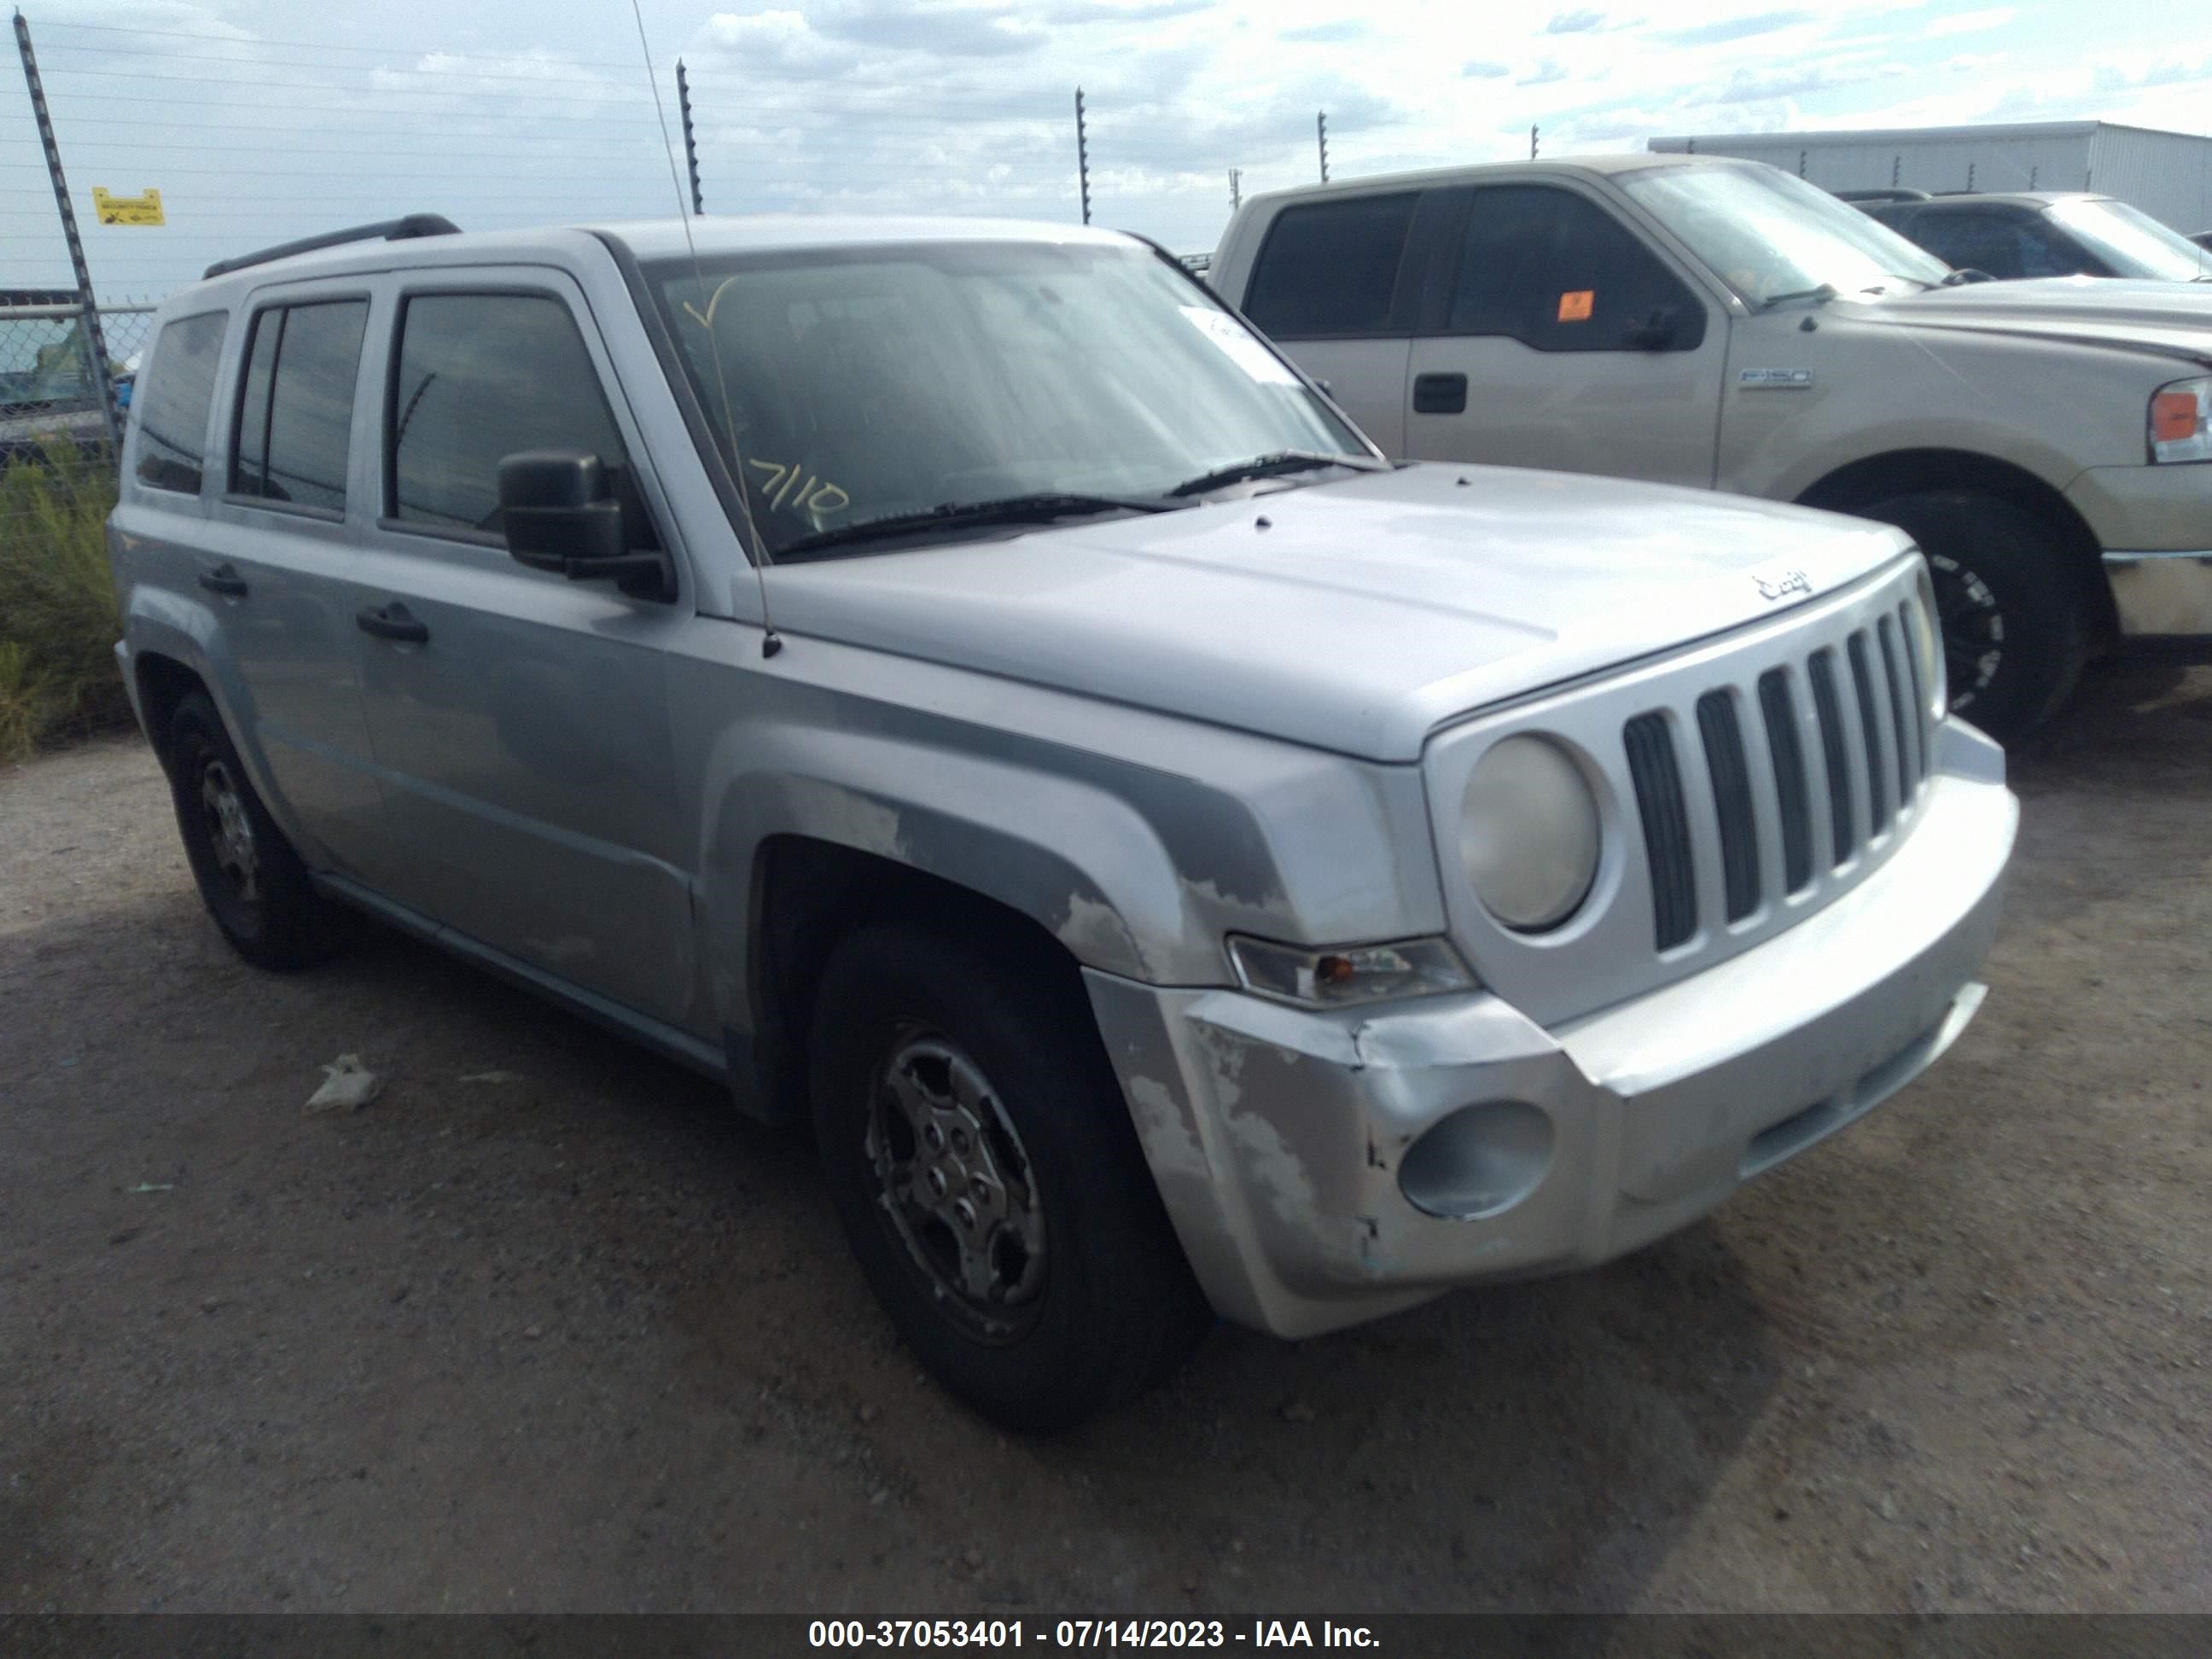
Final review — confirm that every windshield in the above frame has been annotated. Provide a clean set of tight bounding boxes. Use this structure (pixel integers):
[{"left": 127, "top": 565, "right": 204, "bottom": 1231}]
[
  {"left": 645, "top": 241, "right": 1365, "bottom": 557},
  {"left": 1620, "top": 163, "right": 1953, "bottom": 306},
  {"left": 2045, "top": 198, "right": 2212, "bottom": 282}
]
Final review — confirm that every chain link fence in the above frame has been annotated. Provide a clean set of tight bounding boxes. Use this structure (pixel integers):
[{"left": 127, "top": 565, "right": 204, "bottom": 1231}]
[{"left": 0, "top": 299, "right": 154, "bottom": 757}]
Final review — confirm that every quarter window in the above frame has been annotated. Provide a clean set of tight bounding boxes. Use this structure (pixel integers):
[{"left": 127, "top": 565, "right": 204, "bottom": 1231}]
[
  {"left": 387, "top": 293, "right": 644, "bottom": 541},
  {"left": 230, "top": 300, "right": 370, "bottom": 511},
  {"left": 132, "top": 311, "right": 227, "bottom": 494},
  {"left": 1449, "top": 186, "right": 1703, "bottom": 352},
  {"left": 1242, "top": 193, "right": 1418, "bottom": 339}
]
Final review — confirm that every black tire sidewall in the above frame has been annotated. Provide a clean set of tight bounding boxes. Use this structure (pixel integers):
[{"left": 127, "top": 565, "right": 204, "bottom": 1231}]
[
  {"left": 1857, "top": 489, "right": 2086, "bottom": 743},
  {"left": 166, "top": 692, "right": 346, "bottom": 969},
  {"left": 809, "top": 924, "right": 1205, "bottom": 1431}
]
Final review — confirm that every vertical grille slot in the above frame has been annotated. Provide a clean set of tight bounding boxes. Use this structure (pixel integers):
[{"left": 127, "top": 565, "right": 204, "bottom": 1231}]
[
  {"left": 1807, "top": 649, "right": 1855, "bottom": 867},
  {"left": 1899, "top": 601, "right": 1930, "bottom": 789},
  {"left": 1696, "top": 690, "right": 1761, "bottom": 922},
  {"left": 1876, "top": 615, "right": 1917, "bottom": 800},
  {"left": 1847, "top": 632, "right": 1889, "bottom": 831},
  {"left": 1623, "top": 713, "right": 1697, "bottom": 952},
  {"left": 1757, "top": 668, "right": 1813, "bottom": 894}
]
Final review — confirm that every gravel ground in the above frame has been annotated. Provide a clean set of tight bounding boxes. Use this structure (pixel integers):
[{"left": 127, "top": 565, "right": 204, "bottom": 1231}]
[{"left": 3, "top": 660, "right": 2209, "bottom": 1615}]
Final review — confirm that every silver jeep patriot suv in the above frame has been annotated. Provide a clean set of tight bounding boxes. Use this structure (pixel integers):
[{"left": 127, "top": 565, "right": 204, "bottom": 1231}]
[{"left": 109, "top": 214, "right": 2017, "bottom": 1429}]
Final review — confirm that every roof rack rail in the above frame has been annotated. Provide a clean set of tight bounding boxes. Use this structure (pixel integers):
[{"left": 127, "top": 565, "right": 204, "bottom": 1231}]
[
  {"left": 202, "top": 214, "right": 460, "bottom": 282},
  {"left": 1832, "top": 188, "right": 1930, "bottom": 204}
]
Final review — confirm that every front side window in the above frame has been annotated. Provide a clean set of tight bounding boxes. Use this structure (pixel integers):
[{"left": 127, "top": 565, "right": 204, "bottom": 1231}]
[
  {"left": 1449, "top": 185, "right": 1703, "bottom": 351},
  {"left": 387, "top": 293, "right": 641, "bottom": 538},
  {"left": 646, "top": 241, "right": 1364, "bottom": 557},
  {"left": 230, "top": 300, "right": 369, "bottom": 511},
  {"left": 134, "top": 311, "right": 227, "bottom": 493},
  {"left": 1621, "top": 163, "right": 1952, "bottom": 305},
  {"left": 2042, "top": 198, "right": 2212, "bottom": 282},
  {"left": 1243, "top": 194, "right": 1418, "bottom": 338}
]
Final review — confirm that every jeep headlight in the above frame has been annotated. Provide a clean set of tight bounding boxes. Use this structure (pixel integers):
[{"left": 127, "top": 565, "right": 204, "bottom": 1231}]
[
  {"left": 2150, "top": 376, "right": 2212, "bottom": 463},
  {"left": 1460, "top": 735, "right": 1601, "bottom": 933}
]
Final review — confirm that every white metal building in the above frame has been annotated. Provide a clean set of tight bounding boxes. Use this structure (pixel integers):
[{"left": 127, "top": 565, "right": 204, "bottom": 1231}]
[{"left": 1646, "top": 121, "right": 2212, "bottom": 234}]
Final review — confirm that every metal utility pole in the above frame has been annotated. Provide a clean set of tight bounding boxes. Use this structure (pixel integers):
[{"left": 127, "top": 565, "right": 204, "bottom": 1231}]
[
  {"left": 14, "top": 9, "right": 119, "bottom": 452},
  {"left": 1317, "top": 112, "right": 1330, "bottom": 182},
  {"left": 1529, "top": 125, "right": 1540, "bottom": 160},
  {"left": 676, "top": 59, "right": 704, "bottom": 214},
  {"left": 1074, "top": 88, "right": 1091, "bottom": 224},
  {"left": 1965, "top": 161, "right": 1976, "bottom": 192},
  {"left": 1229, "top": 167, "right": 1242, "bottom": 209}
]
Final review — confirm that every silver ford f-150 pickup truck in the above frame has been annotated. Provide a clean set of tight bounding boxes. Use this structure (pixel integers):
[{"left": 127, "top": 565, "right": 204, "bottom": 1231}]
[{"left": 108, "top": 214, "right": 2016, "bottom": 1428}]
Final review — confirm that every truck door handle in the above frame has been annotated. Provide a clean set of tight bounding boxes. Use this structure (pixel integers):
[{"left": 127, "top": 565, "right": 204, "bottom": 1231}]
[
  {"left": 1412, "top": 373, "right": 1468, "bottom": 415},
  {"left": 355, "top": 602, "right": 429, "bottom": 644},
  {"left": 197, "top": 562, "right": 249, "bottom": 597}
]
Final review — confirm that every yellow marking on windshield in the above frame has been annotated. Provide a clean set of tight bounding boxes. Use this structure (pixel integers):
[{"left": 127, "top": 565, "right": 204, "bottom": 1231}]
[
  {"left": 747, "top": 457, "right": 851, "bottom": 515},
  {"left": 681, "top": 275, "right": 744, "bottom": 330}
]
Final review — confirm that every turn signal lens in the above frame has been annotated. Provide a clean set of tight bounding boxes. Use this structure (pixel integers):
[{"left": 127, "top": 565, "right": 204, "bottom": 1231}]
[
  {"left": 1225, "top": 936, "right": 1476, "bottom": 1009},
  {"left": 2149, "top": 379, "right": 2212, "bottom": 463}
]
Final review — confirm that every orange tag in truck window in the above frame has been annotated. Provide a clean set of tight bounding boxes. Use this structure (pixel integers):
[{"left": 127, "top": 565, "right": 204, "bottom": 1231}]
[{"left": 1557, "top": 289, "right": 1594, "bottom": 322}]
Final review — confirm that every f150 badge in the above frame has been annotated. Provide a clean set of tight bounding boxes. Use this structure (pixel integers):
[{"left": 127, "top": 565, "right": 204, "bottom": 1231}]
[
  {"left": 1739, "top": 368, "right": 1814, "bottom": 389},
  {"left": 1755, "top": 568, "right": 1813, "bottom": 602}
]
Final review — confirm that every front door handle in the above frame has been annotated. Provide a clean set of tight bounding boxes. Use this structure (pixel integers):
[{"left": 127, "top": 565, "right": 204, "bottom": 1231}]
[
  {"left": 355, "top": 602, "right": 429, "bottom": 645},
  {"left": 1412, "top": 372, "right": 1468, "bottom": 415},
  {"left": 197, "top": 562, "right": 249, "bottom": 597}
]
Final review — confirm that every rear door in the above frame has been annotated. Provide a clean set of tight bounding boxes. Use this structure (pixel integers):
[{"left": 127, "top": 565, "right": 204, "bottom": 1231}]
[
  {"left": 349, "top": 270, "right": 699, "bottom": 1029},
  {"left": 1400, "top": 182, "right": 1726, "bottom": 487},
  {"left": 195, "top": 285, "right": 398, "bottom": 884},
  {"left": 1234, "top": 190, "right": 1435, "bottom": 453}
]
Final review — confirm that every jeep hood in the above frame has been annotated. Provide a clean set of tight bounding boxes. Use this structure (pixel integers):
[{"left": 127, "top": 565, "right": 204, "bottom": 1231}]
[
  {"left": 761, "top": 463, "right": 1909, "bottom": 761},
  {"left": 1860, "top": 276, "right": 2212, "bottom": 367}
]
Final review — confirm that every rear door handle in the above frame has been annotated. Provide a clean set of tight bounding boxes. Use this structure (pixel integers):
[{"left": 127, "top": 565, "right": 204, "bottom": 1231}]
[
  {"left": 1412, "top": 372, "right": 1468, "bottom": 415},
  {"left": 197, "top": 562, "right": 249, "bottom": 597},
  {"left": 355, "top": 602, "right": 429, "bottom": 644}
]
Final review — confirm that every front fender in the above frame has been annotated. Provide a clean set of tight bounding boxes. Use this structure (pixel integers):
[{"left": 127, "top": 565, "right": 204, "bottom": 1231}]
[{"left": 667, "top": 627, "right": 1449, "bottom": 1039}]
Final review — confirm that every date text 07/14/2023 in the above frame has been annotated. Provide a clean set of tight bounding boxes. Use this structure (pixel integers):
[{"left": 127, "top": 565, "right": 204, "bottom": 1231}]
[{"left": 807, "top": 1619, "right": 1381, "bottom": 1649}]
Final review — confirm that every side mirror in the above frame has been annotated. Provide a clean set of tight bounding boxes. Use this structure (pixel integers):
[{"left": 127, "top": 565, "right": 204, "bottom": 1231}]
[{"left": 498, "top": 450, "right": 665, "bottom": 590}]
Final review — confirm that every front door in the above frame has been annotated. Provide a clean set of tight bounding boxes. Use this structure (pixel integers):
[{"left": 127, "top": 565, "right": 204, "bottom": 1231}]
[
  {"left": 1400, "top": 183, "right": 1727, "bottom": 488},
  {"left": 350, "top": 273, "right": 698, "bottom": 1030}
]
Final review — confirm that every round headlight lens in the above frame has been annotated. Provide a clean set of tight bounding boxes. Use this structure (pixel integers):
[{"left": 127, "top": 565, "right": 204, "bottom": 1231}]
[{"left": 1459, "top": 736, "right": 1601, "bottom": 933}]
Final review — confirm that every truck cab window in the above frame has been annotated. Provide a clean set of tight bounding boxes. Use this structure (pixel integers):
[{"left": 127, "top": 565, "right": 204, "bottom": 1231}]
[
  {"left": 1242, "top": 193, "right": 1418, "bottom": 339},
  {"left": 1450, "top": 185, "right": 1703, "bottom": 351}
]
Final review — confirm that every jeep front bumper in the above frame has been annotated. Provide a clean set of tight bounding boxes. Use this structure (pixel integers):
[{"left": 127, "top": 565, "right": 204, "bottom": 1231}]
[{"left": 1086, "top": 723, "right": 2017, "bottom": 1340}]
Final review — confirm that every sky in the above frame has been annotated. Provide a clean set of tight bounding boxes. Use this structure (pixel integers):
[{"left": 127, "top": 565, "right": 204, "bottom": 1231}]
[{"left": 3, "top": 0, "right": 2209, "bottom": 303}]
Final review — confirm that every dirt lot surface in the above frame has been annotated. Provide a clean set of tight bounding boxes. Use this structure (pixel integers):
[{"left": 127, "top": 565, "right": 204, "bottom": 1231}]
[{"left": 3, "top": 661, "right": 2209, "bottom": 1615}]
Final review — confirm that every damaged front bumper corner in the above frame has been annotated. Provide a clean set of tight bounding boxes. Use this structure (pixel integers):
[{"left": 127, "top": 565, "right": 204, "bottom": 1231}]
[{"left": 1085, "top": 747, "right": 2016, "bottom": 1341}]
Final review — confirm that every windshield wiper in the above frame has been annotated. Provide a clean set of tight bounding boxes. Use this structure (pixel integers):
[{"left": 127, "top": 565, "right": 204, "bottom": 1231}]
[
  {"left": 1164, "top": 449, "right": 1387, "bottom": 498},
  {"left": 1759, "top": 283, "right": 1839, "bottom": 311},
  {"left": 772, "top": 491, "right": 1182, "bottom": 559}
]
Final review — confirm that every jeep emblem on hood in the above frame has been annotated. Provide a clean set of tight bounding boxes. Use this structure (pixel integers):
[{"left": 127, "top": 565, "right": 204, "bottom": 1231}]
[{"left": 1755, "top": 568, "right": 1813, "bottom": 602}]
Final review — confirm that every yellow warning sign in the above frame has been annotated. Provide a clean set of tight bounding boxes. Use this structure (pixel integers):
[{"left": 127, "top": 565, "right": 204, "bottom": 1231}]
[{"left": 92, "top": 187, "right": 164, "bottom": 226}]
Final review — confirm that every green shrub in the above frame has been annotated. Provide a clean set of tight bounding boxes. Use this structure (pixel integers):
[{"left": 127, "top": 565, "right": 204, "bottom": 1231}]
[{"left": 0, "top": 440, "right": 127, "bottom": 761}]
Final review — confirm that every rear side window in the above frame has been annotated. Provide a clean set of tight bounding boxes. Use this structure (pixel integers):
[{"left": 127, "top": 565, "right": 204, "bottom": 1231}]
[
  {"left": 1242, "top": 193, "right": 1417, "bottom": 339},
  {"left": 230, "top": 300, "right": 370, "bottom": 512},
  {"left": 133, "top": 311, "right": 227, "bottom": 494},
  {"left": 387, "top": 293, "right": 644, "bottom": 540},
  {"left": 1449, "top": 185, "right": 1703, "bottom": 352}
]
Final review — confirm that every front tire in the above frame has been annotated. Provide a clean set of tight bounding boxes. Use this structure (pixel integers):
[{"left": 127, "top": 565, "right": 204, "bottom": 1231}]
[
  {"left": 1856, "top": 489, "right": 2088, "bottom": 744},
  {"left": 166, "top": 691, "right": 353, "bottom": 970},
  {"left": 808, "top": 922, "right": 1210, "bottom": 1431}
]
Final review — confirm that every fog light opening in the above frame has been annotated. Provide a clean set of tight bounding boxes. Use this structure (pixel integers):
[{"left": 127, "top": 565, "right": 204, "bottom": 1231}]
[{"left": 1398, "top": 1100, "right": 1555, "bottom": 1220}]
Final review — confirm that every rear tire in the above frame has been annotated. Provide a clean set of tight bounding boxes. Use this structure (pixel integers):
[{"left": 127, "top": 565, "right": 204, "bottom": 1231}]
[
  {"left": 166, "top": 691, "right": 353, "bottom": 970},
  {"left": 1855, "top": 489, "right": 2087, "bottom": 744},
  {"left": 807, "top": 921, "right": 1210, "bottom": 1431}
]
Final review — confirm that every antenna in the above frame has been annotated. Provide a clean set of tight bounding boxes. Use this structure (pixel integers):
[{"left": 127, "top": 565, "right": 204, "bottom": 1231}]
[{"left": 629, "top": 0, "right": 783, "bottom": 658}]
